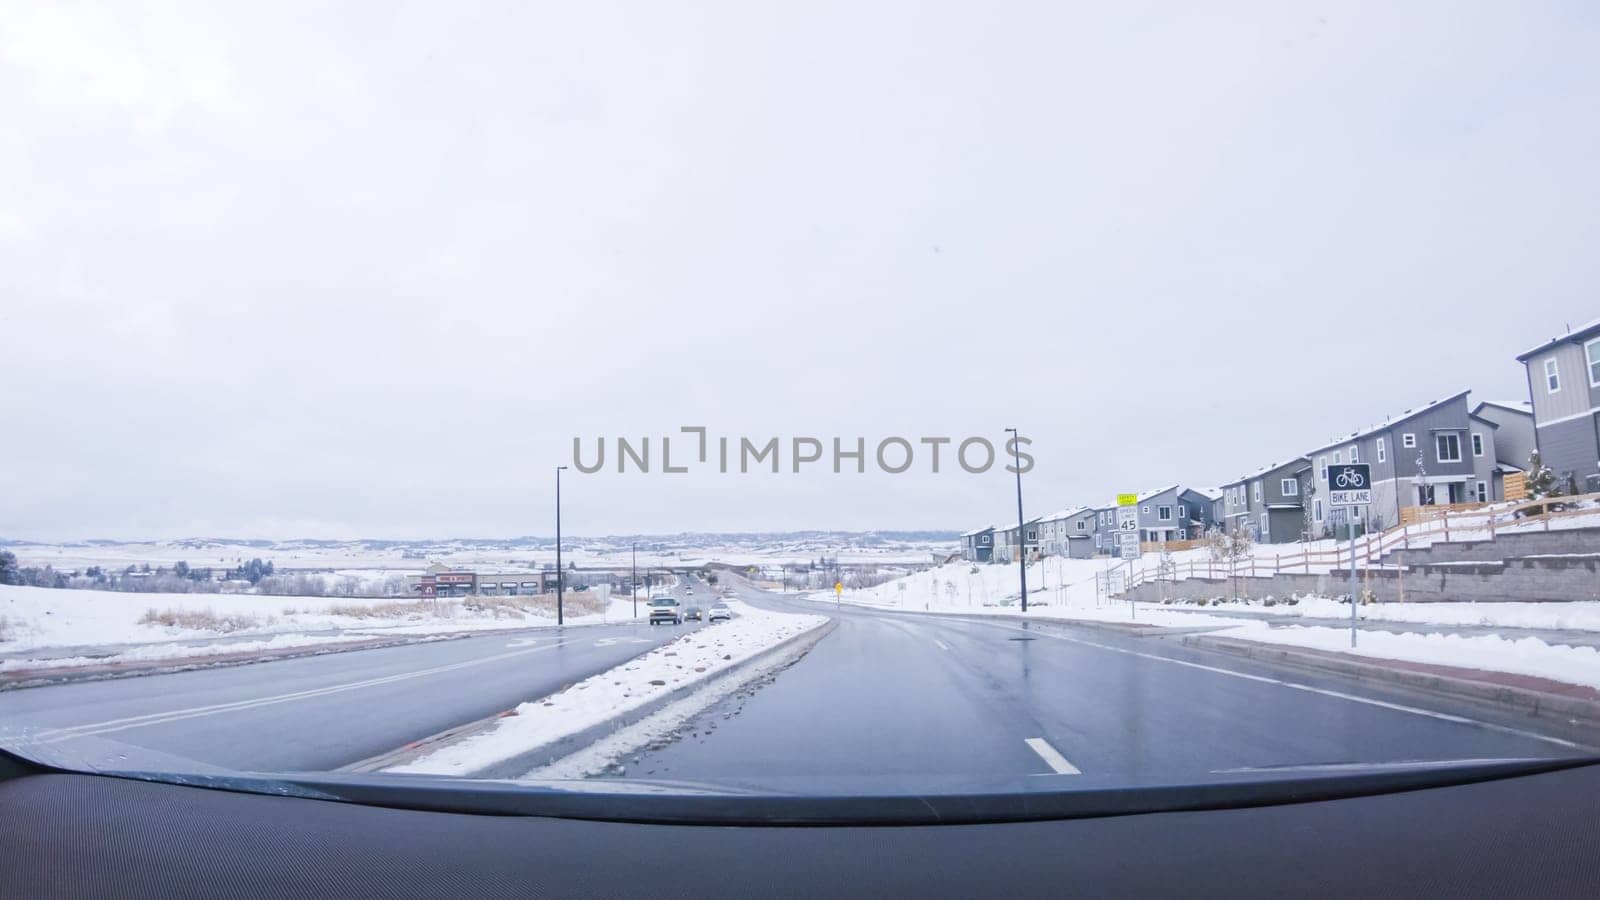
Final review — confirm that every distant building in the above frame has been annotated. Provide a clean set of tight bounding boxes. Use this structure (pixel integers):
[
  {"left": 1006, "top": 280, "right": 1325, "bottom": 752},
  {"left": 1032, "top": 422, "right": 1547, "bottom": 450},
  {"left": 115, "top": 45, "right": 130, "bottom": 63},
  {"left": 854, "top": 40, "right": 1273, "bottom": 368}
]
[
  {"left": 960, "top": 526, "right": 995, "bottom": 563},
  {"left": 410, "top": 563, "right": 559, "bottom": 598}
]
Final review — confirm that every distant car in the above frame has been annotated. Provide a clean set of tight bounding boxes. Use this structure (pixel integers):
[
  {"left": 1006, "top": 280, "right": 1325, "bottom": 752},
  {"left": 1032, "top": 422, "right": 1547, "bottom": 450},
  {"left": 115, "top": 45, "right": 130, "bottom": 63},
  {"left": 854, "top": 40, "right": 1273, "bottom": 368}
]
[
  {"left": 684, "top": 606, "right": 703, "bottom": 621},
  {"left": 708, "top": 603, "right": 732, "bottom": 623},
  {"left": 686, "top": 587, "right": 694, "bottom": 595},
  {"left": 647, "top": 597, "right": 682, "bottom": 626}
]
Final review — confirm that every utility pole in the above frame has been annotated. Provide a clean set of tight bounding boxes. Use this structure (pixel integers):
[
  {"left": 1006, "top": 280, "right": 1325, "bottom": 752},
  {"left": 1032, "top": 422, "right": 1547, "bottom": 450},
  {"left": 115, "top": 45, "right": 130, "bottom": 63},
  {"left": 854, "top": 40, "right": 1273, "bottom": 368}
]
[
  {"left": 555, "top": 465, "right": 567, "bottom": 625},
  {"left": 1005, "top": 427, "right": 1028, "bottom": 613},
  {"left": 631, "top": 541, "right": 638, "bottom": 619}
]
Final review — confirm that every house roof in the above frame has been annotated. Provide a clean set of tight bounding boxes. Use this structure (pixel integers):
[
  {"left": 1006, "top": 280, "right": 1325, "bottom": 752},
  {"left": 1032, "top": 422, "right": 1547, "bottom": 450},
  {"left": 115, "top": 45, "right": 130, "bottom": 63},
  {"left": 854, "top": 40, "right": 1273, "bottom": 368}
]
[
  {"left": 1305, "top": 390, "right": 1472, "bottom": 455},
  {"left": 1221, "top": 458, "right": 1310, "bottom": 488},
  {"left": 1189, "top": 486, "right": 1224, "bottom": 501},
  {"left": 1472, "top": 399, "right": 1534, "bottom": 419},
  {"left": 959, "top": 525, "right": 996, "bottom": 537},
  {"left": 1496, "top": 462, "right": 1525, "bottom": 474},
  {"left": 1516, "top": 317, "right": 1600, "bottom": 361},
  {"left": 1037, "top": 505, "right": 1093, "bottom": 523},
  {"left": 1137, "top": 485, "right": 1179, "bottom": 503},
  {"left": 1469, "top": 413, "right": 1500, "bottom": 429}
]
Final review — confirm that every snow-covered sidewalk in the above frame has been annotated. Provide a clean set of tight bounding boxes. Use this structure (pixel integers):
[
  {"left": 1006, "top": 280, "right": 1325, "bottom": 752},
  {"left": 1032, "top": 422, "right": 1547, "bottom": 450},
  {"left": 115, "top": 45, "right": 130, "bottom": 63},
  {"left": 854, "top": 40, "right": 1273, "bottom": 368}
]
[{"left": 387, "top": 601, "right": 827, "bottom": 776}]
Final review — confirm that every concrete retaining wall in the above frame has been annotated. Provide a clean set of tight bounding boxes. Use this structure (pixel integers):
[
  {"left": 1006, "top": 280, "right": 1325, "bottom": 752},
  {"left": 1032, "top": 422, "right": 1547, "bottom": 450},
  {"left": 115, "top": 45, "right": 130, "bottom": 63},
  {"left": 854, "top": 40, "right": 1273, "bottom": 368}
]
[
  {"left": 1376, "top": 526, "right": 1600, "bottom": 567},
  {"left": 1121, "top": 553, "right": 1600, "bottom": 605}
]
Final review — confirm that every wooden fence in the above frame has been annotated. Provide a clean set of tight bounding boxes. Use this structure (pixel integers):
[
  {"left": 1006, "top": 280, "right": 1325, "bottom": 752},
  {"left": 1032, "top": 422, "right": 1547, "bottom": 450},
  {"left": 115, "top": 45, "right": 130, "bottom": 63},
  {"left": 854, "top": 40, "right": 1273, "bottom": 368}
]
[{"left": 1112, "top": 491, "right": 1600, "bottom": 594}]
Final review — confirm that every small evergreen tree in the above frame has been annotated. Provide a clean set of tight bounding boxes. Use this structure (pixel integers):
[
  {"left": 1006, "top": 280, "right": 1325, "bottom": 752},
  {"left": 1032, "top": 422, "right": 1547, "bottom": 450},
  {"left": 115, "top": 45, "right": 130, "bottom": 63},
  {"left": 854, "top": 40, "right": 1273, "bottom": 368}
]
[{"left": 1526, "top": 451, "right": 1555, "bottom": 498}]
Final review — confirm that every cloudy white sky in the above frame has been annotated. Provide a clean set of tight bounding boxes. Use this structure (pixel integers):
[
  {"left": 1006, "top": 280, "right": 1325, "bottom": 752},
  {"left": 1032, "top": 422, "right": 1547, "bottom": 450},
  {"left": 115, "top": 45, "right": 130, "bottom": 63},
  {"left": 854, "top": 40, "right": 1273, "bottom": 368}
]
[{"left": 2, "top": 1, "right": 1597, "bottom": 541}]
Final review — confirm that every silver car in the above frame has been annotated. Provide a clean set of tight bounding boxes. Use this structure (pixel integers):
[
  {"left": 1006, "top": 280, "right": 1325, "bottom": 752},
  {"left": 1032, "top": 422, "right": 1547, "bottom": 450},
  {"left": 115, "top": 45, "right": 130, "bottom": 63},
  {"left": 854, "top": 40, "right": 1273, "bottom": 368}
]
[{"left": 707, "top": 603, "right": 732, "bottom": 623}]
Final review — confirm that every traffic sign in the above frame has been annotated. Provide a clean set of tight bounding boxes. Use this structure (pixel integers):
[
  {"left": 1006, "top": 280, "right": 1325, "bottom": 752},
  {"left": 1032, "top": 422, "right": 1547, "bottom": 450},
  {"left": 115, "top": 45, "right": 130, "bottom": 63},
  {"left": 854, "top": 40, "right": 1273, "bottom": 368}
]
[
  {"left": 834, "top": 582, "right": 843, "bottom": 595},
  {"left": 1119, "top": 534, "right": 1140, "bottom": 559},
  {"left": 1328, "top": 463, "right": 1372, "bottom": 506},
  {"left": 1116, "top": 493, "right": 1138, "bottom": 507}
]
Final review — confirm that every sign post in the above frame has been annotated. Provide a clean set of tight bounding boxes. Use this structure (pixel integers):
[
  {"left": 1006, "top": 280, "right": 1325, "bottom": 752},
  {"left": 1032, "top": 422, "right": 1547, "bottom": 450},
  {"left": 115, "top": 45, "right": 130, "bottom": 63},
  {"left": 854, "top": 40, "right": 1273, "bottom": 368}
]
[
  {"left": 1328, "top": 463, "right": 1372, "bottom": 648},
  {"left": 1117, "top": 493, "right": 1139, "bottom": 618},
  {"left": 834, "top": 581, "right": 843, "bottom": 608}
]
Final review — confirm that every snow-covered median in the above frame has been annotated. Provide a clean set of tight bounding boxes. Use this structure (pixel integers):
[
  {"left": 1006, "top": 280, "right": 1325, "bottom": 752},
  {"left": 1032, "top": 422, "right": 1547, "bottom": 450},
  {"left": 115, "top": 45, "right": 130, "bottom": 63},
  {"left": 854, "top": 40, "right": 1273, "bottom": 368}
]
[{"left": 386, "top": 601, "right": 827, "bottom": 777}]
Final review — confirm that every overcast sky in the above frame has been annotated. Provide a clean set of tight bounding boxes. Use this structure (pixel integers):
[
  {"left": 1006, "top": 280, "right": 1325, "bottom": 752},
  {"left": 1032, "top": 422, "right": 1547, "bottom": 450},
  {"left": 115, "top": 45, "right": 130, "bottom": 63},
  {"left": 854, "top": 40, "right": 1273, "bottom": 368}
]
[{"left": 2, "top": 2, "right": 1597, "bottom": 542}]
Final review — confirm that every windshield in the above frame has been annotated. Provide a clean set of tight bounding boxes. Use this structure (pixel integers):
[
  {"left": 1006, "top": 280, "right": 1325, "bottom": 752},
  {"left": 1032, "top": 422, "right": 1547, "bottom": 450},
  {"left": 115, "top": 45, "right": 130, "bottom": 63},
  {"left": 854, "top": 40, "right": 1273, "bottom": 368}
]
[{"left": 3, "top": 3, "right": 1599, "bottom": 813}]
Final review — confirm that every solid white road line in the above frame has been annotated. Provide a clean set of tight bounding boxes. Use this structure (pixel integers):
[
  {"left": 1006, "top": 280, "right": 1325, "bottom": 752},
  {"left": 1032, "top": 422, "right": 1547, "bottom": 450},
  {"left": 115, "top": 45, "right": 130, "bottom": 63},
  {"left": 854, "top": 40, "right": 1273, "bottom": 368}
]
[
  {"left": 29, "top": 638, "right": 592, "bottom": 744},
  {"left": 1025, "top": 737, "right": 1082, "bottom": 775},
  {"left": 934, "top": 639, "right": 951, "bottom": 651},
  {"left": 974, "top": 621, "right": 1595, "bottom": 752}
]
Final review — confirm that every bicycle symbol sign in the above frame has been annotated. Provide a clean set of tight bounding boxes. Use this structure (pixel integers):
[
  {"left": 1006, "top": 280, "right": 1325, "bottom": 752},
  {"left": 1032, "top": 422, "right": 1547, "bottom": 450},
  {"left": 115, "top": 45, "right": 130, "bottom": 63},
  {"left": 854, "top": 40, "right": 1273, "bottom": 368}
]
[{"left": 1328, "top": 464, "right": 1372, "bottom": 506}]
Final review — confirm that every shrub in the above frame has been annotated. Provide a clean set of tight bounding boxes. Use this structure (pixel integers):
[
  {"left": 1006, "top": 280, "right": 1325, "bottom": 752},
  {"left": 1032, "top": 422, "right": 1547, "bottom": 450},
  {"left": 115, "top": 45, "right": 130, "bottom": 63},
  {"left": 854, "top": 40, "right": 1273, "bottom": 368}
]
[{"left": 137, "top": 608, "right": 267, "bottom": 633}]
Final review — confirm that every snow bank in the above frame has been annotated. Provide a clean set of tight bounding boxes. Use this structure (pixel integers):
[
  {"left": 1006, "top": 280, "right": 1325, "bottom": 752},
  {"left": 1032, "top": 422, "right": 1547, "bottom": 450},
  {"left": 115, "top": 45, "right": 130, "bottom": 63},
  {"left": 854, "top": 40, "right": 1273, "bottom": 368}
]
[
  {"left": 0, "top": 583, "right": 637, "bottom": 655},
  {"left": 1216, "top": 622, "right": 1600, "bottom": 690},
  {"left": 1181, "top": 596, "right": 1600, "bottom": 632},
  {"left": 0, "top": 633, "right": 376, "bottom": 673},
  {"left": 387, "top": 601, "right": 827, "bottom": 776}
]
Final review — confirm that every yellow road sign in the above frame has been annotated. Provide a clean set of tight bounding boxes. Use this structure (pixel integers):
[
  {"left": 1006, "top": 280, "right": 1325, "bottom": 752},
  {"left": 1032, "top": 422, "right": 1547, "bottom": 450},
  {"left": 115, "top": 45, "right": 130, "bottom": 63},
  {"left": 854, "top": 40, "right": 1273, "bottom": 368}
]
[
  {"left": 834, "top": 582, "right": 843, "bottom": 594},
  {"left": 1117, "top": 493, "right": 1138, "bottom": 507}
]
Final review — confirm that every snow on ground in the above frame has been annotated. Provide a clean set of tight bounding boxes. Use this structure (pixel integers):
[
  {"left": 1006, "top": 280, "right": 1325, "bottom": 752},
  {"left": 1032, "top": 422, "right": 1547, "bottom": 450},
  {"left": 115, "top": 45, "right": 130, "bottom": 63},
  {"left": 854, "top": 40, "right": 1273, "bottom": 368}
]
[
  {"left": 1166, "top": 596, "right": 1600, "bottom": 632},
  {"left": 387, "top": 601, "right": 827, "bottom": 776},
  {"left": 827, "top": 558, "right": 1600, "bottom": 688},
  {"left": 0, "top": 633, "right": 385, "bottom": 673},
  {"left": 0, "top": 583, "right": 639, "bottom": 662},
  {"left": 1216, "top": 622, "right": 1600, "bottom": 690}
]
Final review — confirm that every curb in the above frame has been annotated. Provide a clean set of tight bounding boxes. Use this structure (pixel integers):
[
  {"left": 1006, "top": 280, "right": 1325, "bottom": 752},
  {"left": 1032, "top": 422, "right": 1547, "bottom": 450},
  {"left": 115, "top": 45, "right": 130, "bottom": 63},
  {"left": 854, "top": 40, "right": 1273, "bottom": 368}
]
[
  {"left": 1180, "top": 633, "right": 1600, "bottom": 727},
  {"left": 346, "top": 618, "right": 837, "bottom": 778}
]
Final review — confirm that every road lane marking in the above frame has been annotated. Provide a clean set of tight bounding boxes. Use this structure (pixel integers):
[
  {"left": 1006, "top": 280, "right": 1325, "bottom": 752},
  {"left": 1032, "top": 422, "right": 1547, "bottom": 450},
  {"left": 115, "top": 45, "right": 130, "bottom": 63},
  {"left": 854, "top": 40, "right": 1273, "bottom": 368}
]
[
  {"left": 1025, "top": 737, "right": 1081, "bottom": 775},
  {"left": 934, "top": 639, "right": 951, "bottom": 651},
  {"left": 973, "top": 621, "right": 1594, "bottom": 752},
  {"left": 26, "top": 637, "right": 609, "bottom": 744}
]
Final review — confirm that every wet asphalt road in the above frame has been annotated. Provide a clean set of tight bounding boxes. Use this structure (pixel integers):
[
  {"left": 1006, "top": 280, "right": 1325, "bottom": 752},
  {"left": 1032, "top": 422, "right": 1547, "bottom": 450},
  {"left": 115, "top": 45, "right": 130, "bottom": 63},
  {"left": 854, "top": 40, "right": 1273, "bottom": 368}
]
[
  {"left": 0, "top": 616, "right": 700, "bottom": 773},
  {"left": 613, "top": 579, "right": 1600, "bottom": 792}
]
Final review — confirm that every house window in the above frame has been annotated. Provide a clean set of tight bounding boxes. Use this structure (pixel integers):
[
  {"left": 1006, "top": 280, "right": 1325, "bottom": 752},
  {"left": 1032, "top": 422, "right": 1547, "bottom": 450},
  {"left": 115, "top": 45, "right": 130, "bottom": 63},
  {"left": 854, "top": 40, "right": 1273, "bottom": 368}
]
[
  {"left": 1158, "top": 505, "right": 1172, "bottom": 521},
  {"left": 1281, "top": 478, "right": 1298, "bottom": 496},
  {"left": 1588, "top": 338, "right": 1600, "bottom": 386},
  {"left": 1349, "top": 445, "right": 1359, "bottom": 464},
  {"left": 1402, "top": 433, "right": 1416, "bottom": 449},
  {"left": 1318, "top": 455, "right": 1327, "bottom": 480},
  {"left": 1471, "top": 433, "right": 1484, "bottom": 457},
  {"left": 1026, "top": 529, "right": 1037, "bottom": 541},
  {"left": 1545, "top": 357, "right": 1560, "bottom": 393},
  {"left": 1436, "top": 432, "right": 1462, "bottom": 463},
  {"left": 1252, "top": 482, "right": 1261, "bottom": 503},
  {"left": 1076, "top": 519, "right": 1086, "bottom": 532},
  {"left": 1095, "top": 534, "right": 1102, "bottom": 548},
  {"left": 1333, "top": 450, "right": 1342, "bottom": 465},
  {"left": 1314, "top": 499, "right": 1324, "bottom": 521},
  {"left": 1260, "top": 512, "right": 1269, "bottom": 535},
  {"left": 1476, "top": 481, "right": 1488, "bottom": 503},
  {"left": 1142, "top": 505, "right": 1150, "bottom": 514},
  {"left": 1377, "top": 437, "right": 1386, "bottom": 463},
  {"left": 1178, "top": 503, "right": 1187, "bottom": 519},
  {"left": 980, "top": 535, "right": 990, "bottom": 545},
  {"left": 1179, "top": 528, "right": 1187, "bottom": 540}
]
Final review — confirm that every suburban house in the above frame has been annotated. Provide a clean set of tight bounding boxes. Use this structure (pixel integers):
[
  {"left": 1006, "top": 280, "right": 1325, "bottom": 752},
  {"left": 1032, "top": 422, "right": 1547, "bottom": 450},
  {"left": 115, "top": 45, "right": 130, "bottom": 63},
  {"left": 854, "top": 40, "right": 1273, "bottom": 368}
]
[
  {"left": 993, "top": 517, "right": 1041, "bottom": 563},
  {"left": 959, "top": 525, "right": 995, "bottom": 563},
  {"left": 1036, "top": 506, "right": 1098, "bottom": 559},
  {"left": 1127, "top": 486, "right": 1191, "bottom": 544},
  {"left": 1516, "top": 320, "right": 1600, "bottom": 493},
  {"left": 1090, "top": 504, "right": 1120, "bottom": 556},
  {"left": 1472, "top": 399, "right": 1535, "bottom": 476},
  {"left": 1188, "top": 487, "right": 1225, "bottom": 533},
  {"left": 1221, "top": 459, "right": 1312, "bottom": 543},
  {"left": 1305, "top": 390, "right": 1477, "bottom": 534}
]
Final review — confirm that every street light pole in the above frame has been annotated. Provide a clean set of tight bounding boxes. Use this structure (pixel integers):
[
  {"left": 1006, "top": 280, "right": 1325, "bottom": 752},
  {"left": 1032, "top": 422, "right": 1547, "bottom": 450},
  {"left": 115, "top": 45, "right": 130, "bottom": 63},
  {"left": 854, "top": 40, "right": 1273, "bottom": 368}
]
[
  {"left": 631, "top": 542, "right": 637, "bottom": 619},
  {"left": 1005, "top": 427, "right": 1028, "bottom": 613},
  {"left": 555, "top": 465, "right": 567, "bottom": 626}
]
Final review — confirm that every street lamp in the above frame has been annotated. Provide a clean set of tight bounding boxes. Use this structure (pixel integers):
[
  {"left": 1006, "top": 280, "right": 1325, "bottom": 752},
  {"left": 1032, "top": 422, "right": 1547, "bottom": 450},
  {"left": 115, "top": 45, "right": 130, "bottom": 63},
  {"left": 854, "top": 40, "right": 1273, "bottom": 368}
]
[
  {"left": 556, "top": 465, "right": 567, "bottom": 625},
  {"left": 631, "top": 541, "right": 638, "bottom": 620},
  {"left": 1005, "top": 427, "right": 1028, "bottom": 613}
]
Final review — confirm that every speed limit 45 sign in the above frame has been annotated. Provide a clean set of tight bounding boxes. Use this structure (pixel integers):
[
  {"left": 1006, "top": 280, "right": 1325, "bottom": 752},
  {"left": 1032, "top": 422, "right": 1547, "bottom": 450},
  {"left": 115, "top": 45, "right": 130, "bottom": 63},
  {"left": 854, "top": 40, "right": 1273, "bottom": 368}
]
[{"left": 1328, "top": 464, "right": 1372, "bottom": 506}]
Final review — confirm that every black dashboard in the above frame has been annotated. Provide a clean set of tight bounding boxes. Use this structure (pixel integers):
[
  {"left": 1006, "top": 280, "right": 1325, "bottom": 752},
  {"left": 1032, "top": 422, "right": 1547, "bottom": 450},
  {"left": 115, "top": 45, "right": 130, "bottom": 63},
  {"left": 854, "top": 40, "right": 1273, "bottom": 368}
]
[{"left": 3, "top": 756, "right": 1598, "bottom": 898}]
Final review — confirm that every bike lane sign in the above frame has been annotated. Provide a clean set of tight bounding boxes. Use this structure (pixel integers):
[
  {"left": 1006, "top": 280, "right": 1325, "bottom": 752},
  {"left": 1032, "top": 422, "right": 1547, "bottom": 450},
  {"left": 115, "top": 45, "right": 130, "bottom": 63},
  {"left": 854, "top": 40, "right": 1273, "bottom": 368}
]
[{"left": 1328, "top": 464, "right": 1372, "bottom": 506}]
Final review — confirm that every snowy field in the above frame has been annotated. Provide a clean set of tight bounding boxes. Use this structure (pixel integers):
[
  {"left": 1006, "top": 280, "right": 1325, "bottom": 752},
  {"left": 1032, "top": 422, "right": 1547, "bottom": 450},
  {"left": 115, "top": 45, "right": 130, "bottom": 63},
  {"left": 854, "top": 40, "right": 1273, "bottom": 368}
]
[
  {"left": 4, "top": 535, "right": 954, "bottom": 573},
  {"left": 820, "top": 557, "right": 1600, "bottom": 689},
  {"left": 388, "top": 600, "right": 827, "bottom": 776},
  {"left": 0, "top": 583, "right": 637, "bottom": 669}
]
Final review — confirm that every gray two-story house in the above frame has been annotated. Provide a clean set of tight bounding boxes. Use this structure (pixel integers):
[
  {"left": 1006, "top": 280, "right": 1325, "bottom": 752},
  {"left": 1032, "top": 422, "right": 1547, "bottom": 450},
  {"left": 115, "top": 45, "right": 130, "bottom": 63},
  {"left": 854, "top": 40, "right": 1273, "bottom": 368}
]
[
  {"left": 1516, "top": 320, "right": 1600, "bottom": 493},
  {"left": 1305, "top": 390, "right": 1477, "bottom": 534},
  {"left": 1220, "top": 458, "right": 1311, "bottom": 544},
  {"left": 959, "top": 525, "right": 994, "bottom": 563},
  {"left": 1036, "top": 505, "right": 1098, "bottom": 559},
  {"left": 993, "top": 517, "right": 1041, "bottom": 564}
]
